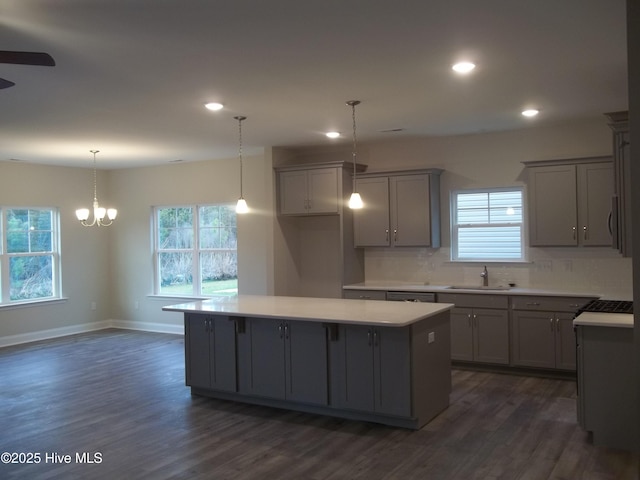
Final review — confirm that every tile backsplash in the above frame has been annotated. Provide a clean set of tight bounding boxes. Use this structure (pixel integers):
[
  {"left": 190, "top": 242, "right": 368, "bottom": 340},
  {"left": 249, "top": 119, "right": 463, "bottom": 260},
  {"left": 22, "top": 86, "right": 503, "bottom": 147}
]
[{"left": 364, "top": 247, "right": 633, "bottom": 298}]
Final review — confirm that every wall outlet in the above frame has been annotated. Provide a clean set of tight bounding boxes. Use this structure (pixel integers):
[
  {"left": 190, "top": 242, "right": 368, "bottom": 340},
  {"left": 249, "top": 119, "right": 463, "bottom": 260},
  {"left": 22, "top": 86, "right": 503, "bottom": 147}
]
[{"left": 428, "top": 331, "right": 435, "bottom": 344}]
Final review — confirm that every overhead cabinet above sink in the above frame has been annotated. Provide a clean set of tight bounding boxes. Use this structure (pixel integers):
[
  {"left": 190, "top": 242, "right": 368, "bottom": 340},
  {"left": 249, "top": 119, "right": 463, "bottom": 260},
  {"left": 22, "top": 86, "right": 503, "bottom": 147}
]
[{"left": 353, "top": 169, "right": 442, "bottom": 248}]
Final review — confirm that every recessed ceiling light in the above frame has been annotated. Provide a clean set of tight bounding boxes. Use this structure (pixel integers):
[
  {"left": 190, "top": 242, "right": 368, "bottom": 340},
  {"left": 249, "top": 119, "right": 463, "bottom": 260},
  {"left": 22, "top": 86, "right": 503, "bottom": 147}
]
[
  {"left": 522, "top": 109, "right": 540, "bottom": 117},
  {"left": 452, "top": 62, "right": 476, "bottom": 74},
  {"left": 326, "top": 131, "right": 340, "bottom": 139},
  {"left": 204, "top": 102, "right": 224, "bottom": 111}
]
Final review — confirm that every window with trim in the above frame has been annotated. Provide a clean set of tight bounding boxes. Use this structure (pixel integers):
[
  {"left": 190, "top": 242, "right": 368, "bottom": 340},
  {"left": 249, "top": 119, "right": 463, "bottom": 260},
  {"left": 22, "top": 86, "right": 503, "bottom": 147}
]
[
  {"left": 153, "top": 205, "right": 238, "bottom": 296},
  {"left": 1, "top": 207, "right": 61, "bottom": 305},
  {"left": 451, "top": 188, "right": 524, "bottom": 261}
]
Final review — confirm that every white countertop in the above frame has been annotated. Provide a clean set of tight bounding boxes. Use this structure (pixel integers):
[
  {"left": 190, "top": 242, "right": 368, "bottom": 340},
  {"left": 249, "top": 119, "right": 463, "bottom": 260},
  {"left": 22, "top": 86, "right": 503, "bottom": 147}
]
[
  {"left": 573, "top": 312, "right": 634, "bottom": 328},
  {"left": 163, "top": 294, "right": 454, "bottom": 327},
  {"left": 344, "top": 282, "right": 607, "bottom": 298}
]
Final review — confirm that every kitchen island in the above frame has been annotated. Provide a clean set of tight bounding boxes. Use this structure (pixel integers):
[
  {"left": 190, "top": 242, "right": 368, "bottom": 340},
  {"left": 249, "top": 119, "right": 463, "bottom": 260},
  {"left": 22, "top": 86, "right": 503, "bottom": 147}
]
[{"left": 164, "top": 295, "right": 453, "bottom": 429}]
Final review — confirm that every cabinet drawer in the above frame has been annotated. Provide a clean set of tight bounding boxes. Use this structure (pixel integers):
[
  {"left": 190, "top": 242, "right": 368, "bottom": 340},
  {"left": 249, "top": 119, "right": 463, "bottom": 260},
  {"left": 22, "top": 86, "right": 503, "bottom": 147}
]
[
  {"left": 343, "top": 289, "right": 387, "bottom": 301},
  {"left": 437, "top": 293, "right": 508, "bottom": 309},
  {"left": 510, "top": 295, "right": 594, "bottom": 312}
]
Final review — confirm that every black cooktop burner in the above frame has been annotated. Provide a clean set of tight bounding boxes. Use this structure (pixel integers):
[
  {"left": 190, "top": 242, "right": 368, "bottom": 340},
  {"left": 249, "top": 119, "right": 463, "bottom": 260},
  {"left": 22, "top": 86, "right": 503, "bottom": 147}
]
[{"left": 580, "top": 299, "right": 634, "bottom": 314}]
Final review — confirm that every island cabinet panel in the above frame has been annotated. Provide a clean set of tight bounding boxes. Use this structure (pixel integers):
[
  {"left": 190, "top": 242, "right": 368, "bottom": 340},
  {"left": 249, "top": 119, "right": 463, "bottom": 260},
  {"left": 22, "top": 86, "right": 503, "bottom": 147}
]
[
  {"left": 329, "top": 324, "right": 411, "bottom": 417},
  {"left": 237, "top": 317, "right": 328, "bottom": 406},
  {"left": 184, "top": 314, "right": 237, "bottom": 392}
]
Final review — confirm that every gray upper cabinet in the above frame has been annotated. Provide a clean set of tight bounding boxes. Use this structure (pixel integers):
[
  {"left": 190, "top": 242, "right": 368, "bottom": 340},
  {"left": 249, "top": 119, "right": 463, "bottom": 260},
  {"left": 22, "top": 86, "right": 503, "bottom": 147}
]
[
  {"left": 605, "top": 111, "right": 632, "bottom": 257},
  {"left": 526, "top": 158, "right": 613, "bottom": 247},
  {"left": 353, "top": 169, "right": 442, "bottom": 248},
  {"left": 184, "top": 314, "right": 238, "bottom": 392},
  {"left": 278, "top": 167, "right": 339, "bottom": 215},
  {"left": 239, "top": 317, "right": 328, "bottom": 405}
]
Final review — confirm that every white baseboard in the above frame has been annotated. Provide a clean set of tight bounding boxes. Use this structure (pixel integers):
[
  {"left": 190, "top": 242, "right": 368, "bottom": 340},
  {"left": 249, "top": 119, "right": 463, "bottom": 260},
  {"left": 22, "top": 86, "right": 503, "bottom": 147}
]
[
  {"left": 0, "top": 320, "right": 111, "bottom": 348},
  {"left": 109, "top": 319, "right": 184, "bottom": 335},
  {"left": 0, "top": 319, "right": 184, "bottom": 348}
]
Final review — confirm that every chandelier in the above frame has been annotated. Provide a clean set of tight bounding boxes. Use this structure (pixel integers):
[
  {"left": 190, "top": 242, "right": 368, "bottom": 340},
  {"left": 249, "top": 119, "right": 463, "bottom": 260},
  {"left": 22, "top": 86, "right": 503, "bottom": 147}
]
[{"left": 75, "top": 150, "right": 117, "bottom": 227}]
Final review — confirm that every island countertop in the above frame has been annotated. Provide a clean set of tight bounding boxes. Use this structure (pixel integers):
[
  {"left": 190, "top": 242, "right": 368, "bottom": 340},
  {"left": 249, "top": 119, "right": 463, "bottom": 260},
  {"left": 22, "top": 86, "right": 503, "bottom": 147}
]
[{"left": 163, "top": 294, "right": 453, "bottom": 327}]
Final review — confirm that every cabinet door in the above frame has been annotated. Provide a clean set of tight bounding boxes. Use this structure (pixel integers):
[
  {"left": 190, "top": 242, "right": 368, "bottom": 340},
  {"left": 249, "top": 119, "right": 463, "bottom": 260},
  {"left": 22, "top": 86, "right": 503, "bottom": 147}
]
[
  {"left": 246, "top": 317, "right": 286, "bottom": 399},
  {"left": 450, "top": 307, "right": 474, "bottom": 361},
  {"left": 210, "top": 316, "right": 238, "bottom": 392},
  {"left": 555, "top": 313, "right": 576, "bottom": 370},
  {"left": 390, "top": 174, "right": 431, "bottom": 246},
  {"left": 511, "top": 311, "right": 556, "bottom": 368},
  {"left": 577, "top": 162, "right": 613, "bottom": 246},
  {"left": 374, "top": 327, "right": 411, "bottom": 417},
  {"left": 307, "top": 168, "right": 339, "bottom": 214},
  {"left": 279, "top": 170, "right": 308, "bottom": 215},
  {"left": 353, "top": 177, "right": 390, "bottom": 247},
  {"left": 184, "top": 314, "right": 213, "bottom": 388},
  {"left": 284, "top": 321, "right": 328, "bottom": 405},
  {"left": 528, "top": 165, "right": 578, "bottom": 246},
  {"left": 330, "top": 324, "right": 375, "bottom": 412},
  {"left": 473, "top": 309, "right": 509, "bottom": 365}
]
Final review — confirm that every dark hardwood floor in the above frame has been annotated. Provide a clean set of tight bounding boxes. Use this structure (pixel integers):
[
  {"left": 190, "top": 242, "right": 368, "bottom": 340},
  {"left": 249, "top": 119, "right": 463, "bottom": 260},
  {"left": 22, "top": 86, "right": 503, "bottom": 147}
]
[{"left": 0, "top": 329, "right": 637, "bottom": 479}]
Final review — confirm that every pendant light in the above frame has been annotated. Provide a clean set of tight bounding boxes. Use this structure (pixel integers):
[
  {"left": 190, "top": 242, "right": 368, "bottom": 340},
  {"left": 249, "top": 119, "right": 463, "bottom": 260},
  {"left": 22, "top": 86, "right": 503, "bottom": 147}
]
[
  {"left": 234, "top": 115, "right": 249, "bottom": 214},
  {"left": 346, "top": 100, "right": 364, "bottom": 209},
  {"left": 75, "top": 150, "right": 117, "bottom": 226}
]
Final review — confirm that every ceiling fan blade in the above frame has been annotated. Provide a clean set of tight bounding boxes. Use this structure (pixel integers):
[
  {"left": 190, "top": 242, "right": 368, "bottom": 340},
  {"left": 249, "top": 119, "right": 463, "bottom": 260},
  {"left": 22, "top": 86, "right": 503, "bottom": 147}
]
[
  {"left": 0, "top": 78, "right": 16, "bottom": 89},
  {"left": 0, "top": 51, "right": 55, "bottom": 66}
]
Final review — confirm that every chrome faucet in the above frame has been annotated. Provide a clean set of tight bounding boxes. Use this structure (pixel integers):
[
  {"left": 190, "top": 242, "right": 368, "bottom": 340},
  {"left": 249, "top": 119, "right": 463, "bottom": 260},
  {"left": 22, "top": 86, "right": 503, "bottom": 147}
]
[{"left": 480, "top": 266, "right": 489, "bottom": 287}]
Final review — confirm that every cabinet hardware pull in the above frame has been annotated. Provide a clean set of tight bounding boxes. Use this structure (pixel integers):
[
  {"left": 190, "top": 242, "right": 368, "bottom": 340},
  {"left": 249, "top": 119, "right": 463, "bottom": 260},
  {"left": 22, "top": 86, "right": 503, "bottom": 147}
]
[
  {"left": 583, "top": 225, "right": 588, "bottom": 240},
  {"left": 473, "top": 314, "right": 477, "bottom": 327},
  {"left": 385, "top": 229, "right": 389, "bottom": 242},
  {"left": 467, "top": 314, "right": 472, "bottom": 328},
  {"left": 556, "top": 318, "right": 560, "bottom": 332},
  {"left": 572, "top": 226, "right": 576, "bottom": 240},
  {"left": 373, "top": 329, "right": 379, "bottom": 347},
  {"left": 204, "top": 318, "right": 209, "bottom": 332},
  {"left": 284, "top": 322, "right": 289, "bottom": 340},
  {"left": 367, "top": 329, "right": 372, "bottom": 346},
  {"left": 550, "top": 318, "right": 554, "bottom": 332},
  {"left": 525, "top": 302, "right": 540, "bottom": 306},
  {"left": 394, "top": 229, "right": 397, "bottom": 242},
  {"left": 278, "top": 323, "right": 283, "bottom": 338}
]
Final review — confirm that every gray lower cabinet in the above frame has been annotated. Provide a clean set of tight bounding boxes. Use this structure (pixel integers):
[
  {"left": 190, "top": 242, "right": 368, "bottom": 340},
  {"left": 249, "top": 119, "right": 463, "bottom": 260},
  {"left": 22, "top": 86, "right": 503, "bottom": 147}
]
[
  {"left": 510, "top": 295, "right": 593, "bottom": 371},
  {"left": 439, "top": 293, "right": 509, "bottom": 365},
  {"left": 329, "top": 324, "right": 411, "bottom": 417},
  {"left": 184, "top": 314, "right": 237, "bottom": 392},
  {"left": 237, "top": 317, "right": 328, "bottom": 405},
  {"left": 449, "top": 307, "right": 510, "bottom": 365}
]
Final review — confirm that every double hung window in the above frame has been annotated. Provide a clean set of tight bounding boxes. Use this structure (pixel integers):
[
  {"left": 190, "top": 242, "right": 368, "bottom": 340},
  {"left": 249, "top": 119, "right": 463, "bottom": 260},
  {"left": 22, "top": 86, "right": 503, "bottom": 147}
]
[
  {"left": 153, "top": 205, "right": 238, "bottom": 296},
  {"left": 451, "top": 188, "right": 524, "bottom": 261},
  {"left": 0, "top": 208, "right": 60, "bottom": 305}
]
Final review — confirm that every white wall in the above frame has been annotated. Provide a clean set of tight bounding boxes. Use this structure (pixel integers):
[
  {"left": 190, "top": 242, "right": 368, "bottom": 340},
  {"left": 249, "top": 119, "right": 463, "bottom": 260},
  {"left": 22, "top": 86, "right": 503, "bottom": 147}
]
[
  {"left": 0, "top": 161, "right": 112, "bottom": 344},
  {"left": 107, "top": 152, "right": 275, "bottom": 331},
  {"left": 285, "top": 117, "right": 634, "bottom": 299},
  {"left": 0, "top": 151, "right": 276, "bottom": 344}
]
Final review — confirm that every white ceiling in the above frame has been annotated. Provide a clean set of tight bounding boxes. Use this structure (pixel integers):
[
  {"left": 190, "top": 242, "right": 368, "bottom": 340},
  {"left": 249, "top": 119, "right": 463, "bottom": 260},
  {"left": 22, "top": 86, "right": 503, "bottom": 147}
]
[{"left": 0, "top": 0, "right": 628, "bottom": 169}]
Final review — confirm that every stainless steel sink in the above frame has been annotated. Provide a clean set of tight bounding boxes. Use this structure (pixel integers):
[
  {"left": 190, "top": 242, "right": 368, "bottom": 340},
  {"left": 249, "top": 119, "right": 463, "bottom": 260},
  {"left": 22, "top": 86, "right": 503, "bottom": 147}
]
[{"left": 446, "top": 285, "right": 511, "bottom": 291}]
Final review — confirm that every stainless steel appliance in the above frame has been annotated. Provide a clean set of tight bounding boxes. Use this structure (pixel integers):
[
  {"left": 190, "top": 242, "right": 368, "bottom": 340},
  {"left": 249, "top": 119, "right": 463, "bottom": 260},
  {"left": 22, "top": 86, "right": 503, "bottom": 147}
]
[{"left": 386, "top": 291, "right": 436, "bottom": 303}]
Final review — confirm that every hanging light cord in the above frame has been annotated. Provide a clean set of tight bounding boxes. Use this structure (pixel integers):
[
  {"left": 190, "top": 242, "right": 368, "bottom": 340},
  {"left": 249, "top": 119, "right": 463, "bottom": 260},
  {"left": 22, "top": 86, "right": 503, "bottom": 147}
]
[
  {"left": 235, "top": 116, "right": 246, "bottom": 198},
  {"left": 91, "top": 149, "right": 99, "bottom": 202},
  {"left": 347, "top": 100, "right": 361, "bottom": 192}
]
